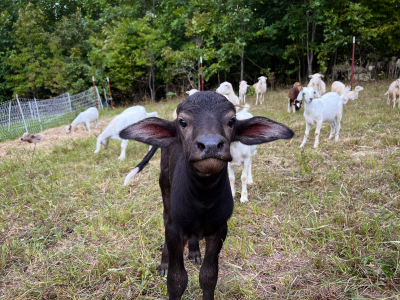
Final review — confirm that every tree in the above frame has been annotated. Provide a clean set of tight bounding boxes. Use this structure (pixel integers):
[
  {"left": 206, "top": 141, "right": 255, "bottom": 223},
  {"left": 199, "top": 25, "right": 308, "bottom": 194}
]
[{"left": 6, "top": 3, "right": 51, "bottom": 98}]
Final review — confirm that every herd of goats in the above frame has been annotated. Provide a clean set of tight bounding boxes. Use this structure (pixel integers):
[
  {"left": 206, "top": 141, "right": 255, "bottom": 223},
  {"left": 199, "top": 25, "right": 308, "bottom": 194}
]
[
  {"left": 16, "top": 75, "right": 400, "bottom": 299},
  {"left": 19, "top": 75, "right": 400, "bottom": 202}
]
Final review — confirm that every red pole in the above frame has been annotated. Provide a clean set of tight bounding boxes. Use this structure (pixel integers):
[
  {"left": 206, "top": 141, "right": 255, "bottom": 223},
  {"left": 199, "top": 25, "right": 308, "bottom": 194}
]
[
  {"left": 200, "top": 56, "right": 204, "bottom": 91},
  {"left": 350, "top": 36, "right": 355, "bottom": 91},
  {"left": 107, "top": 77, "right": 114, "bottom": 109},
  {"left": 92, "top": 76, "right": 98, "bottom": 109}
]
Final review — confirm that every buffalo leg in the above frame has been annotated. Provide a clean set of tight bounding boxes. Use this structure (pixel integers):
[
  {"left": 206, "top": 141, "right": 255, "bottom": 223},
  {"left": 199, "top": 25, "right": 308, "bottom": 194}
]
[
  {"left": 188, "top": 235, "right": 201, "bottom": 265},
  {"left": 166, "top": 225, "right": 188, "bottom": 300},
  {"left": 200, "top": 223, "right": 227, "bottom": 300}
]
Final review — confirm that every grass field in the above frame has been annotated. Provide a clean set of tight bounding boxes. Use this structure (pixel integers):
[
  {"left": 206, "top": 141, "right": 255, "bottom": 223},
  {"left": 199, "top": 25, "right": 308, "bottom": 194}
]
[{"left": 1, "top": 80, "right": 399, "bottom": 299}]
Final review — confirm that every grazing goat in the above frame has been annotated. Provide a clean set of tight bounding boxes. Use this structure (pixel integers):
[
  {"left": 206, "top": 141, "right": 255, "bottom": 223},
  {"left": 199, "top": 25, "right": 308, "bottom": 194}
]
[
  {"left": 384, "top": 79, "right": 400, "bottom": 107},
  {"left": 94, "top": 106, "right": 157, "bottom": 160},
  {"left": 216, "top": 82, "right": 240, "bottom": 105},
  {"left": 254, "top": 76, "right": 267, "bottom": 105},
  {"left": 66, "top": 107, "right": 98, "bottom": 133},
  {"left": 307, "top": 73, "right": 326, "bottom": 96},
  {"left": 120, "top": 92, "right": 294, "bottom": 300},
  {"left": 331, "top": 81, "right": 364, "bottom": 103},
  {"left": 238, "top": 81, "right": 249, "bottom": 103},
  {"left": 228, "top": 104, "right": 257, "bottom": 203},
  {"left": 288, "top": 82, "right": 302, "bottom": 113},
  {"left": 297, "top": 86, "right": 350, "bottom": 148},
  {"left": 345, "top": 86, "right": 364, "bottom": 103},
  {"left": 173, "top": 89, "right": 200, "bottom": 119},
  {"left": 21, "top": 132, "right": 43, "bottom": 143}
]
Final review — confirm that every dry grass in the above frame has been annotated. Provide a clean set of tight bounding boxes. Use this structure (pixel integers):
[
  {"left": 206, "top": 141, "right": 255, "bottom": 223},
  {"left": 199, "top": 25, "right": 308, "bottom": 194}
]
[{"left": 0, "top": 81, "right": 399, "bottom": 299}]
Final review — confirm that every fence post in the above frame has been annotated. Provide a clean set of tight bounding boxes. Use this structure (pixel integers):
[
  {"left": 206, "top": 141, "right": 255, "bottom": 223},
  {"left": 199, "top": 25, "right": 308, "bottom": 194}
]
[
  {"left": 92, "top": 76, "right": 99, "bottom": 109},
  {"left": 95, "top": 86, "right": 103, "bottom": 110},
  {"left": 16, "top": 95, "right": 28, "bottom": 133},
  {"left": 107, "top": 77, "right": 114, "bottom": 109},
  {"left": 34, "top": 98, "right": 42, "bottom": 131},
  {"left": 103, "top": 88, "right": 108, "bottom": 107},
  {"left": 28, "top": 101, "right": 34, "bottom": 119},
  {"left": 67, "top": 92, "right": 72, "bottom": 112},
  {"left": 8, "top": 101, "right": 11, "bottom": 132},
  {"left": 351, "top": 36, "right": 355, "bottom": 91}
]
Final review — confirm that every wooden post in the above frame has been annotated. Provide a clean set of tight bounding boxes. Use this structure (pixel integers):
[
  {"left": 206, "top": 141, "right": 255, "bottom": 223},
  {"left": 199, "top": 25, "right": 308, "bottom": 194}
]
[
  {"left": 351, "top": 36, "right": 355, "bottom": 91},
  {"left": 92, "top": 76, "right": 99, "bottom": 109}
]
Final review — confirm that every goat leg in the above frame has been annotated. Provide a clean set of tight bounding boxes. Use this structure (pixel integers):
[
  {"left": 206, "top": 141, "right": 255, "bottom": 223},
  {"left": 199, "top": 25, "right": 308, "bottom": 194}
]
[
  {"left": 300, "top": 123, "right": 311, "bottom": 148},
  {"left": 328, "top": 121, "right": 336, "bottom": 139}
]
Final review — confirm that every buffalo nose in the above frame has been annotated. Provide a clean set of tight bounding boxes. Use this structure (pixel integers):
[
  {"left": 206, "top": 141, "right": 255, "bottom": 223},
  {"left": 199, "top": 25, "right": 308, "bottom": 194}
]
[{"left": 196, "top": 135, "right": 225, "bottom": 154}]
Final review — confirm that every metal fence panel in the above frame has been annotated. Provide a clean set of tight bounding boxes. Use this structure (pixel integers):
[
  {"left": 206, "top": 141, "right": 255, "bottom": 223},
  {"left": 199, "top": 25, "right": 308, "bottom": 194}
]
[{"left": 0, "top": 87, "right": 107, "bottom": 141}]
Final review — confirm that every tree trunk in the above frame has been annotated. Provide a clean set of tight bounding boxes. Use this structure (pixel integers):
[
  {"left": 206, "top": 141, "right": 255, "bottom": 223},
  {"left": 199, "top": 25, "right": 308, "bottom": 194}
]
[
  {"left": 240, "top": 49, "right": 244, "bottom": 81},
  {"left": 198, "top": 61, "right": 200, "bottom": 90},
  {"left": 306, "top": 11, "right": 316, "bottom": 76}
]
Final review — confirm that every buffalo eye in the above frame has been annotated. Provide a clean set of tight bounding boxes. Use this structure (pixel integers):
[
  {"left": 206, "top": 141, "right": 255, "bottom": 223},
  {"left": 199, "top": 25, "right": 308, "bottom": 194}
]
[
  {"left": 179, "top": 119, "right": 187, "bottom": 129},
  {"left": 228, "top": 118, "right": 235, "bottom": 128}
]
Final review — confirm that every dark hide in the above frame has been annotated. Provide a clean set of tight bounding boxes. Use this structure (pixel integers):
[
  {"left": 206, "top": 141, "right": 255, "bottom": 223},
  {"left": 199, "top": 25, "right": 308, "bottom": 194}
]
[{"left": 120, "top": 91, "right": 294, "bottom": 300}]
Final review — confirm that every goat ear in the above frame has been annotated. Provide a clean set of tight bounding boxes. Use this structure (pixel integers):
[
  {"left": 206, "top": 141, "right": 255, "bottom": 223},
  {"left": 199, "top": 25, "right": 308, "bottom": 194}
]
[
  {"left": 308, "top": 75, "right": 313, "bottom": 79},
  {"left": 296, "top": 91, "right": 304, "bottom": 101},
  {"left": 234, "top": 117, "right": 294, "bottom": 145},
  {"left": 119, "top": 117, "right": 176, "bottom": 148}
]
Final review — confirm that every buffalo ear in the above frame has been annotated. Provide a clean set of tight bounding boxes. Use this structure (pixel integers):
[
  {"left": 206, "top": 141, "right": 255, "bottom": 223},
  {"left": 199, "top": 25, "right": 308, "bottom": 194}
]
[
  {"left": 119, "top": 117, "right": 176, "bottom": 148},
  {"left": 235, "top": 117, "right": 294, "bottom": 145}
]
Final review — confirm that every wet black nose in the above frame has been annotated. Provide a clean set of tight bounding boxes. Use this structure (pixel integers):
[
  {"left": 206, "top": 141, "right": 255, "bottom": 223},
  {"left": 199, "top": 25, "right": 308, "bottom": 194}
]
[{"left": 196, "top": 135, "right": 225, "bottom": 156}]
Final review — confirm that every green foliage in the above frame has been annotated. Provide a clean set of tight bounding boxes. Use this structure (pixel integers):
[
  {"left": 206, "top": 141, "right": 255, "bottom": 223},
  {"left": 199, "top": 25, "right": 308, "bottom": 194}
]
[
  {"left": 5, "top": 3, "right": 51, "bottom": 98},
  {"left": 0, "top": 0, "right": 399, "bottom": 102}
]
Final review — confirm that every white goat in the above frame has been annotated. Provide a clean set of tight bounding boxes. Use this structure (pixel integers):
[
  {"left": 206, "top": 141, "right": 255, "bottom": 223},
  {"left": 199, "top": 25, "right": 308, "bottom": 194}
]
[
  {"left": 307, "top": 73, "right": 326, "bottom": 96},
  {"left": 297, "top": 86, "right": 350, "bottom": 148},
  {"left": 331, "top": 81, "right": 346, "bottom": 95},
  {"left": 186, "top": 89, "right": 199, "bottom": 96},
  {"left": 384, "top": 79, "right": 400, "bottom": 106},
  {"left": 331, "top": 81, "right": 364, "bottom": 103},
  {"left": 216, "top": 82, "right": 240, "bottom": 106},
  {"left": 94, "top": 106, "right": 158, "bottom": 160},
  {"left": 254, "top": 76, "right": 267, "bottom": 105},
  {"left": 66, "top": 107, "right": 98, "bottom": 133},
  {"left": 238, "top": 81, "right": 249, "bottom": 103},
  {"left": 172, "top": 89, "right": 200, "bottom": 120},
  {"left": 345, "top": 86, "right": 364, "bottom": 103},
  {"left": 228, "top": 104, "right": 257, "bottom": 203}
]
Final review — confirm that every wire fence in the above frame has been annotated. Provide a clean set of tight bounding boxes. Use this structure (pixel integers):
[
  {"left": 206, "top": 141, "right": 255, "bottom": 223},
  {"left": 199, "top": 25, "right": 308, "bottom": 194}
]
[{"left": 0, "top": 86, "right": 108, "bottom": 141}]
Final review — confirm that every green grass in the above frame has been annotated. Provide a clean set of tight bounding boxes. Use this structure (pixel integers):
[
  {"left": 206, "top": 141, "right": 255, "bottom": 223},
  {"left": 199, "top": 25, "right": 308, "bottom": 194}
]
[{"left": 1, "top": 81, "right": 400, "bottom": 299}]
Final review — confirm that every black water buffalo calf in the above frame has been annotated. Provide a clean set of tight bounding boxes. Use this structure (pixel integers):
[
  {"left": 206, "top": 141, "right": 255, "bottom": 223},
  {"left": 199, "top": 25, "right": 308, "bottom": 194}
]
[{"left": 120, "top": 91, "right": 294, "bottom": 300}]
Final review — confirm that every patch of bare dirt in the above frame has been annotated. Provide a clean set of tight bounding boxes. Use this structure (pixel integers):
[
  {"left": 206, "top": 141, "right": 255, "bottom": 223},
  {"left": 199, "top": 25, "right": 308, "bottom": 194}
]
[{"left": 0, "top": 117, "right": 114, "bottom": 157}]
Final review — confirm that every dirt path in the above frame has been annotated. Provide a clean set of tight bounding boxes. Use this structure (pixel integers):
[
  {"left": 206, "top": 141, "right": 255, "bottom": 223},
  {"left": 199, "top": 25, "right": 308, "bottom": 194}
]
[{"left": 0, "top": 117, "right": 114, "bottom": 157}]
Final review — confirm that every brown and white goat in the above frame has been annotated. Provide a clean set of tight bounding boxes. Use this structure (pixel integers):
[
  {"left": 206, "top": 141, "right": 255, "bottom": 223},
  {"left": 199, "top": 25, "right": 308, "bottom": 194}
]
[
  {"left": 120, "top": 92, "right": 294, "bottom": 300},
  {"left": 288, "top": 82, "right": 302, "bottom": 113}
]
